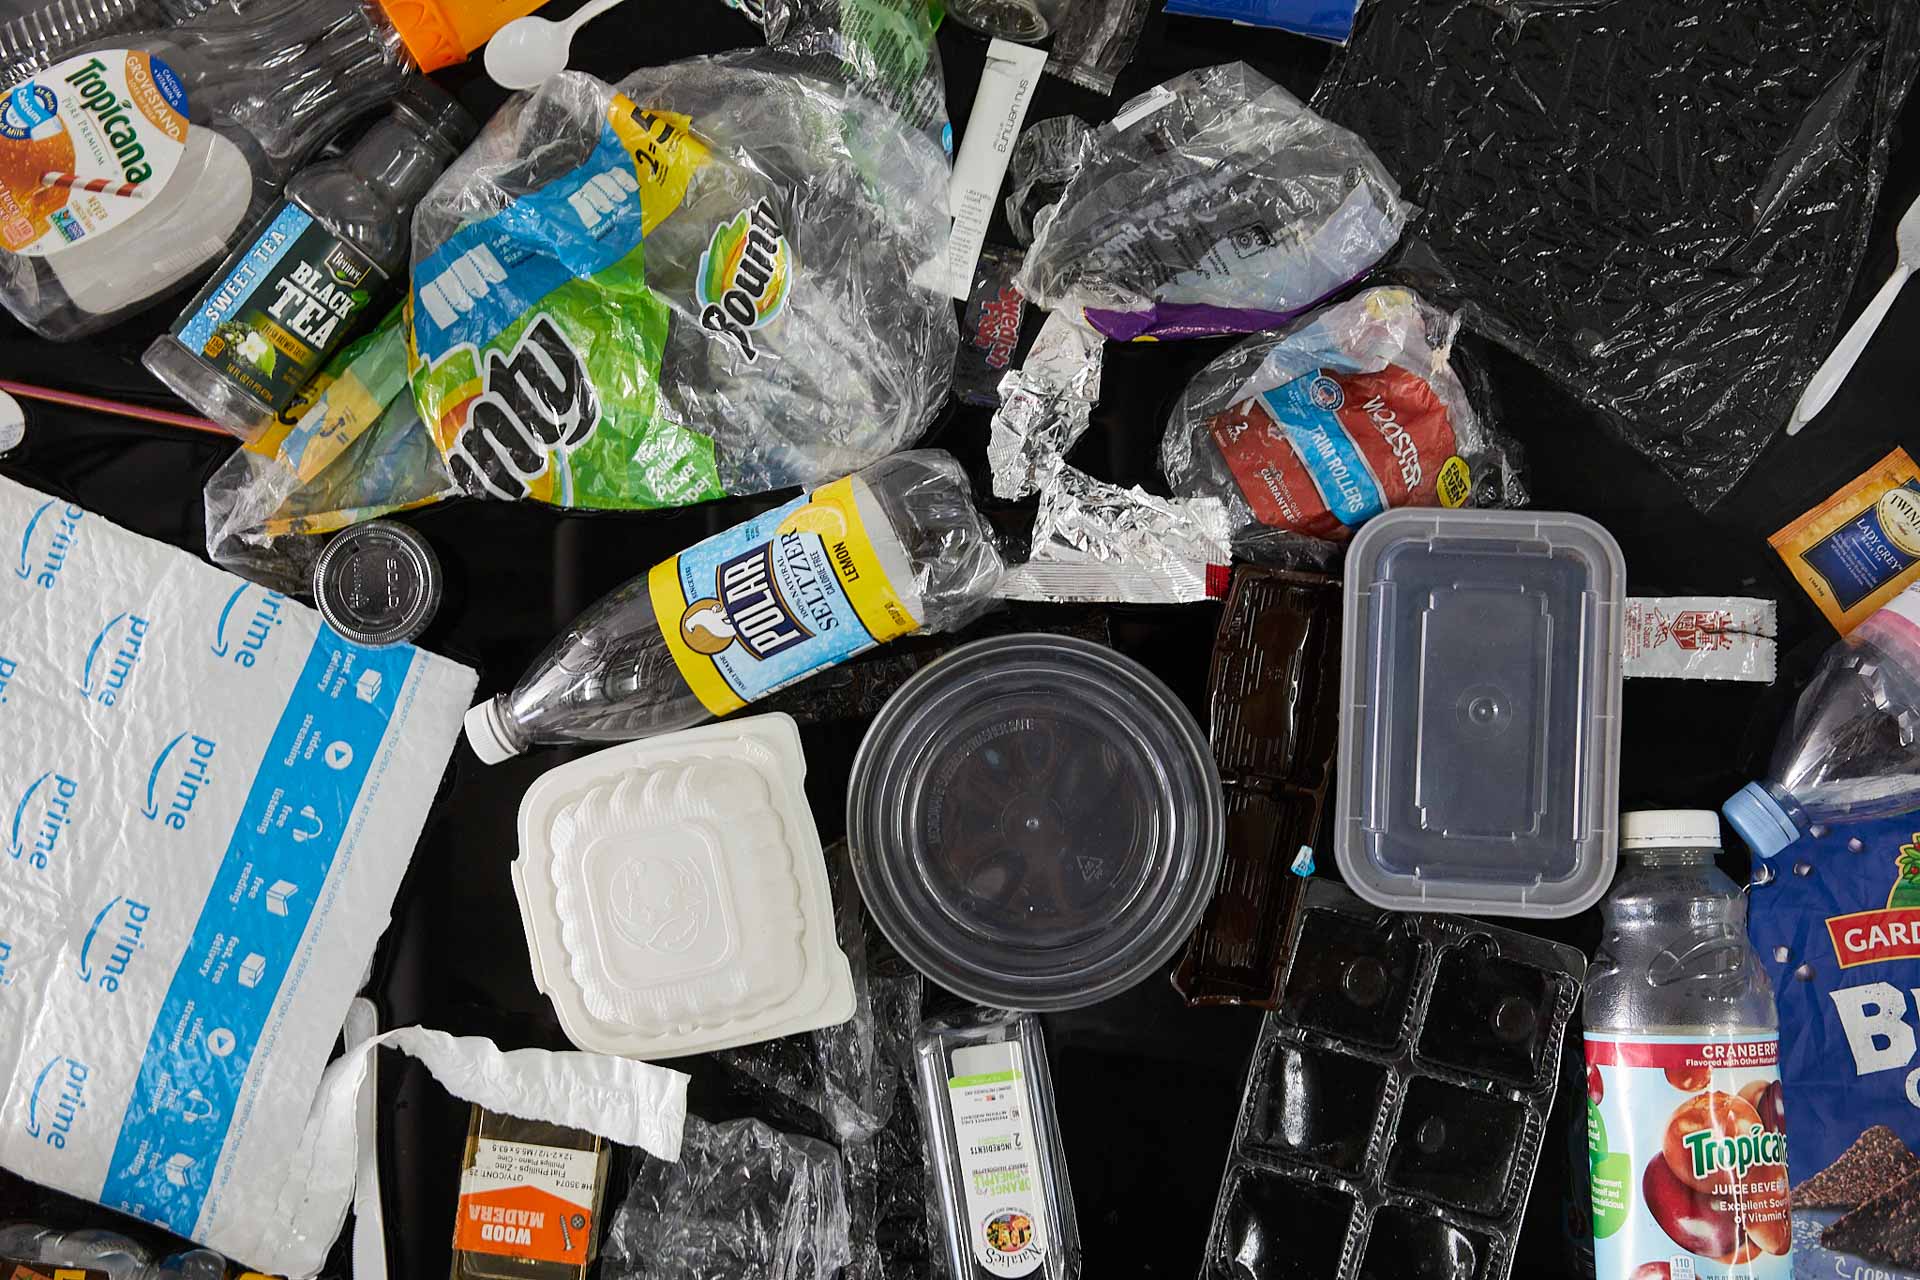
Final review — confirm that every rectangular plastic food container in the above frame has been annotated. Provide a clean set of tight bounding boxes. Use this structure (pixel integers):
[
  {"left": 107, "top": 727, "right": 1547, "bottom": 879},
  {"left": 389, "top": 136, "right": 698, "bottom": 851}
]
[{"left": 1334, "top": 509, "right": 1624, "bottom": 917}]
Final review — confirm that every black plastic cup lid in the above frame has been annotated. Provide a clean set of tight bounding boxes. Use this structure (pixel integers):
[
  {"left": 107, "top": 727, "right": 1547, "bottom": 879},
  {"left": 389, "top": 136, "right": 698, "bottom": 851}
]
[
  {"left": 848, "top": 634, "right": 1226, "bottom": 1011},
  {"left": 312, "top": 520, "right": 442, "bottom": 648}
]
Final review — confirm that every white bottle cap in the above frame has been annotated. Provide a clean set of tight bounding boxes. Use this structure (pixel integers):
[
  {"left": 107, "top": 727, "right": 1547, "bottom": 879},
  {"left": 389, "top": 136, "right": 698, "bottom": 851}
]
[
  {"left": 464, "top": 697, "right": 520, "bottom": 766},
  {"left": 1621, "top": 808, "right": 1722, "bottom": 851}
]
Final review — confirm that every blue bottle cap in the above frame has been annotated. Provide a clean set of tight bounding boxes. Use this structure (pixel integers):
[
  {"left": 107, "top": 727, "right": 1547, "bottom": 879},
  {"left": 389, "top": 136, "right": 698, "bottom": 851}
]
[{"left": 1722, "top": 782, "right": 1799, "bottom": 860}]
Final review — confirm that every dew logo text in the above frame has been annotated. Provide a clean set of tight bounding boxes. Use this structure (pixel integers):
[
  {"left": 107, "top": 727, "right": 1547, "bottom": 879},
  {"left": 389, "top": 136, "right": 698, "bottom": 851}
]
[
  {"left": 141, "top": 731, "right": 216, "bottom": 831},
  {"left": 16, "top": 499, "right": 82, "bottom": 591},
  {"left": 78, "top": 895, "right": 151, "bottom": 994},
  {"left": 446, "top": 314, "right": 601, "bottom": 500},
  {"left": 0, "top": 935, "right": 11, "bottom": 988},
  {"left": 10, "top": 770, "right": 77, "bottom": 872},
  {"left": 78, "top": 610, "right": 150, "bottom": 707},
  {"left": 212, "top": 583, "right": 287, "bottom": 668},
  {"left": 0, "top": 654, "right": 17, "bottom": 705},
  {"left": 24, "top": 1053, "right": 89, "bottom": 1149}
]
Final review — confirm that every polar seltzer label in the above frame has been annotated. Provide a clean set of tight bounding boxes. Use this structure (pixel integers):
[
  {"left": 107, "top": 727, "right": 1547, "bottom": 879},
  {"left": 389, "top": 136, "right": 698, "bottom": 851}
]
[
  {"left": 949, "top": 1042, "right": 1050, "bottom": 1279},
  {"left": 648, "top": 475, "right": 917, "bottom": 715}
]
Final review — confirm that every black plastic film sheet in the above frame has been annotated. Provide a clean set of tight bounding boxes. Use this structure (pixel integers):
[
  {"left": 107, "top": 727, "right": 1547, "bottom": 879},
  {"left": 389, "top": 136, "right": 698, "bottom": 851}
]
[{"left": 1313, "top": 0, "right": 1920, "bottom": 508}]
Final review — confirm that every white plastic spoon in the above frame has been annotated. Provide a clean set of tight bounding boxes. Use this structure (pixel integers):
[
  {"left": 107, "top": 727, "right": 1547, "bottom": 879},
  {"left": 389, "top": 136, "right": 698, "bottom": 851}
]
[
  {"left": 483, "top": 0, "right": 634, "bottom": 91},
  {"left": 1789, "top": 191, "right": 1920, "bottom": 435}
]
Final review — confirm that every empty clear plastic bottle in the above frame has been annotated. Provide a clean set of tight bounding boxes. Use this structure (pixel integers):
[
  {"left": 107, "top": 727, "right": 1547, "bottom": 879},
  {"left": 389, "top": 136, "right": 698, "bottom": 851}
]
[
  {"left": 1584, "top": 810, "right": 1791, "bottom": 1280},
  {"left": 144, "top": 79, "right": 476, "bottom": 436},
  {"left": 463, "top": 450, "right": 1006, "bottom": 762},
  {"left": 1724, "top": 584, "right": 1920, "bottom": 859},
  {"left": 0, "top": 0, "right": 214, "bottom": 88}
]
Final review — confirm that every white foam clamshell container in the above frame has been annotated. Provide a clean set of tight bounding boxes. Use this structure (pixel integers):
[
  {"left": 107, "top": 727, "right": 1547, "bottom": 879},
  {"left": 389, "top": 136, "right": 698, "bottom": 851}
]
[{"left": 513, "top": 713, "right": 855, "bottom": 1058}]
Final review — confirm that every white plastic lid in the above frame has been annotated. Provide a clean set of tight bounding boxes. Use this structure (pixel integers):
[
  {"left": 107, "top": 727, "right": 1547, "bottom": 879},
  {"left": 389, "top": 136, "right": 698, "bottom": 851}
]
[
  {"left": 464, "top": 697, "right": 519, "bottom": 765},
  {"left": 1621, "top": 808, "right": 1721, "bottom": 851}
]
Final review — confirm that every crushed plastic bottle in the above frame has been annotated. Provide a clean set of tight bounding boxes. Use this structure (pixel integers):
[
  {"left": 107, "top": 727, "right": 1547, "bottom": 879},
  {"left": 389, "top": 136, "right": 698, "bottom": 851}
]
[
  {"left": 1724, "top": 583, "right": 1920, "bottom": 858},
  {"left": 463, "top": 450, "right": 1005, "bottom": 761}
]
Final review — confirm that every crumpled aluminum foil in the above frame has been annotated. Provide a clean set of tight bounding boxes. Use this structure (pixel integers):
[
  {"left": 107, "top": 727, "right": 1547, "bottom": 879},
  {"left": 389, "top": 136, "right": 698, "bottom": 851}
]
[
  {"left": 999, "top": 463, "right": 1233, "bottom": 603},
  {"left": 987, "top": 311, "right": 1104, "bottom": 499}
]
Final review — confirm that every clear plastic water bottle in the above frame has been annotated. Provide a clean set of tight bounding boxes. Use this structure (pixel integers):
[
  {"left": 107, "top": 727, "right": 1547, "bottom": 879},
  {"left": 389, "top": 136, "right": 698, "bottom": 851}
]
[
  {"left": 463, "top": 450, "right": 1006, "bottom": 762},
  {"left": 1724, "top": 584, "right": 1920, "bottom": 859},
  {"left": 1584, "top": 810, "right": 1791, "bottom": 1280}
]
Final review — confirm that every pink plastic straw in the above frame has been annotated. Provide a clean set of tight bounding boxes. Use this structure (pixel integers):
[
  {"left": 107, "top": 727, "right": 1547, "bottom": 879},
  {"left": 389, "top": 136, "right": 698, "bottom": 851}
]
[{"left": 0, "top": 379, "right": 230, "bottom": 438}]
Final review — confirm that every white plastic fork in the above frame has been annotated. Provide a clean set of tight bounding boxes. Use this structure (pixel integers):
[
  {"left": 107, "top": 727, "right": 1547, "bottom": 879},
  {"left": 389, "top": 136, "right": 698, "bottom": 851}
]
[{"left": 1789, "top": 190, "right": 1920, "bottom": 435}]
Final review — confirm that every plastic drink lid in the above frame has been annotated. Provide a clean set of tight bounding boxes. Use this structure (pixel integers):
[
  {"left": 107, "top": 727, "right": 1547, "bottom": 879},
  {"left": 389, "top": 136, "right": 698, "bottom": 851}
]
[
  {"left": 375, "top": 0, "right": 548, "bottom": 70},
  {"left": 1722, "top": 782, "right": 1799, "bottom": 860},
  {"left": 464, "top": 697, "right": 518, "bottom": 765},
  {"left": 1620, "top": 808, "right": 1721, "bottom": 850},
  {"left": 313, "top": 520, "right": 443, "bottom": 647},
  {"left": 847, "top": 634, "right": 1226, "bottom": 1011}
]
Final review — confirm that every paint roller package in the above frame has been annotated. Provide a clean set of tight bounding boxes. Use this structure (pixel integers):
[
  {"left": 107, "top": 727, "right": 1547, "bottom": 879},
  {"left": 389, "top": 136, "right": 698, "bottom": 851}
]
[{"left": 0, "top": 475, "right": 477, "bottom": 1265}]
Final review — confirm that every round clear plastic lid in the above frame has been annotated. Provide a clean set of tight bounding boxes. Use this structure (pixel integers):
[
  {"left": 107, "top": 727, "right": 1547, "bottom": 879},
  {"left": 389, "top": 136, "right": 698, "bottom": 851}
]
[
  {"left": 313, "top": 520, "right": 442, "bottom": 647},
  {"left": 848, "top": 634, "right": 1225, "bottom": 1010},
  {"left": 1334, "top": 509, "right": 1624, "bottom": 918}
]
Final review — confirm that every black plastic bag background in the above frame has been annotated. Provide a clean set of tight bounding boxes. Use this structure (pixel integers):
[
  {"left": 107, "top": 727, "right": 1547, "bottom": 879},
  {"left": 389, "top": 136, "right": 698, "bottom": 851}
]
[{"left": 1313, "top": 0, "right": 1920, "bottom": 509}]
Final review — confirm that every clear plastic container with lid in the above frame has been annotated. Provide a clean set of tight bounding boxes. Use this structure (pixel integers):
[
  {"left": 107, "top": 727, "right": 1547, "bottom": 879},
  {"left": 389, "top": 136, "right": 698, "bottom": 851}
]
[
  {"left": 847, "top": 633, "right": 1225, "bottom": 1011},
  {"left": 1334, "top": 508, "right": 1625, "bottom": 917}
]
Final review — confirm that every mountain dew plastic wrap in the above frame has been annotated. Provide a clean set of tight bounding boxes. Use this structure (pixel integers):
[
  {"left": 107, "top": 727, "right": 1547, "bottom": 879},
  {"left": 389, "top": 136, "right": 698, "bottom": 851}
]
[
  {"left": 1161, "top": 287, "right": 1524, "bottom": 563},
  {"left": 407, "top": 60, "right": 954, "bottom": 510},
  {"left": 1016, "top": 63, "right": 1410, "bottom": 341}
]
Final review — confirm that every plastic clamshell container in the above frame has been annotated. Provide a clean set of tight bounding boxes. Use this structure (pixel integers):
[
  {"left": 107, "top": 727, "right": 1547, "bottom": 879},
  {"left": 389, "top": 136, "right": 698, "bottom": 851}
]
[
  {"left": 1335, "top": 509, "right": 1624, "bottom": 918},
  {"left": 513, "top": 713, "right": 855, "bottom": 1058}
]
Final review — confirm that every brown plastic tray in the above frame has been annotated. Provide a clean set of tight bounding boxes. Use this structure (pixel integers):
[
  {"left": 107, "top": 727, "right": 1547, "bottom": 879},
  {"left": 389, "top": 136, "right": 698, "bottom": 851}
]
[{"left": 1173, "top": 565, "right": 1342, "bottom": 1007}]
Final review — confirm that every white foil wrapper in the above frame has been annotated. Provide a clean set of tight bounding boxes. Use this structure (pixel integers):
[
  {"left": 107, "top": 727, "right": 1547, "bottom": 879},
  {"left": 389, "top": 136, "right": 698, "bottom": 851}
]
[
  {"left": 1623, "top": 596, "right": 1776, "bottom": 683},
  {"left": 999, "top": 463, "right": 1232, "bottom": 603},
  {"left": 988, "top": 311, "right": 1105, "bottom": 499}
]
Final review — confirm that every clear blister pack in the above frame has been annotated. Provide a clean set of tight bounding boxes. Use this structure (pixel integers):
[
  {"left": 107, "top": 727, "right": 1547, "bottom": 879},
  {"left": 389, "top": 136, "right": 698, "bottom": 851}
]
[{"left": 1203, "top": 880, "right": 1584, "bottom": 1280}]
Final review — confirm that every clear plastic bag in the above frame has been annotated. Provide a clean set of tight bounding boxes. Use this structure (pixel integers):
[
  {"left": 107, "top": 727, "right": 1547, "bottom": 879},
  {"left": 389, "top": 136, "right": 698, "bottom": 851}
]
[
  {"left": 603, "top": 1117, "right": 852, "bottom": 1280},
  {"left": 1312, "top": 0, "right": 1920, "bottom": 508},
  {"left": 205, "top": 305, "right": 456, "bottom": 591},
  {"left": 741, "top": 0, "right": 950, "bottom": 154},
  {"left": 1161, "top": 286, "right": 1524, "bottom": 563},
  {"left": 408, "top": 58, "right": 955, "bottom": 510},
  {"left": 1016, "top": 63, "right": 1410, "bottom": 341},
  {"left": 1003, "top": 116, "right": 1097, "bottom": 247},
  {"left": 715, "top": 844, "right": 925, "bottom": 1145}
]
